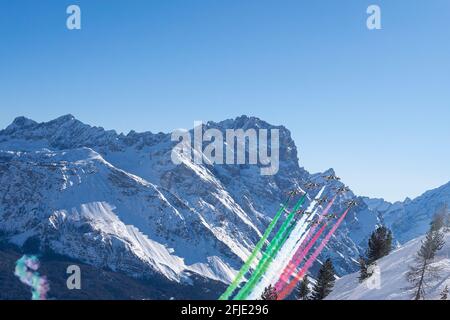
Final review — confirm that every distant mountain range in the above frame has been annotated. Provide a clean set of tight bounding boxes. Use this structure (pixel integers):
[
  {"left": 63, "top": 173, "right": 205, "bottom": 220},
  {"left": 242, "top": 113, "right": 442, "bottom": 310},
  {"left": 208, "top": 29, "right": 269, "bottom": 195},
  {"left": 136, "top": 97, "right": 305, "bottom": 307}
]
[{"left": 0, "top": 115, "right": 448, "bottom": 299}]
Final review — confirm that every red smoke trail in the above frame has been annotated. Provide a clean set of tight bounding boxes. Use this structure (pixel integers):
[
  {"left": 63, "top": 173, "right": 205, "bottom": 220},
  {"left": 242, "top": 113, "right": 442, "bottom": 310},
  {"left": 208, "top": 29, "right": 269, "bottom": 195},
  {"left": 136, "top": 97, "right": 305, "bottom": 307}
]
[
  {"left": 278, "top": 207, "right": 351, "bottom": 300},
  {"left": 275, "top": 196, "right": 337, "bottom": 291},
  {"left": 275, "top": 222, "right": 328, "bottom": 291}
]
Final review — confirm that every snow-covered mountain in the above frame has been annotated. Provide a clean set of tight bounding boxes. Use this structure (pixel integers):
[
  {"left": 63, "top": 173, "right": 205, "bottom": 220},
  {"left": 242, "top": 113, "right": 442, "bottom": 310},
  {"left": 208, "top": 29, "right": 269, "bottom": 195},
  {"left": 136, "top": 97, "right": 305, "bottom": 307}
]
[
  {"left": 364, "top": 183, "right": 450, "bottom": 244},
  {"left": 328, "top": 232, "right": 450, "bottom": 300},
  {"left": 0, "top": 115, "right": 448, "bottom": 298}
]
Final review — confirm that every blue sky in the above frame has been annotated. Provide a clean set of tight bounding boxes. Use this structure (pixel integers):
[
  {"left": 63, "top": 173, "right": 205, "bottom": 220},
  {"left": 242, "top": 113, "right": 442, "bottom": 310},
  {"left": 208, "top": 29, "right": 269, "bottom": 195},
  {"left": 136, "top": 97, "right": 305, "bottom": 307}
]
[{"left": 1, "top": 0, "right": 449, "bottom": 202}]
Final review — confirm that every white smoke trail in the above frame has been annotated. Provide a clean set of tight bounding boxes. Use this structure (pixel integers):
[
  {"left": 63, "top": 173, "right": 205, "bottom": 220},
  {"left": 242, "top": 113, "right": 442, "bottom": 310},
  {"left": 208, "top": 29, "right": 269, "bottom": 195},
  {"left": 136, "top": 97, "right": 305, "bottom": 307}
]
[{"left": 247, "top": 186, "right": 325, "bottom": 299}]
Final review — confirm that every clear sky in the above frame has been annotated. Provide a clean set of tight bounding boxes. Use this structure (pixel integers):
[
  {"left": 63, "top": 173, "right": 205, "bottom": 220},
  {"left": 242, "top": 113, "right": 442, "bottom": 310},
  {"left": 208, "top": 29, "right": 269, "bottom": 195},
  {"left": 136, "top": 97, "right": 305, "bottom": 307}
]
[{"left": 1, "top": 0, "right": 449, "bottom": 202}]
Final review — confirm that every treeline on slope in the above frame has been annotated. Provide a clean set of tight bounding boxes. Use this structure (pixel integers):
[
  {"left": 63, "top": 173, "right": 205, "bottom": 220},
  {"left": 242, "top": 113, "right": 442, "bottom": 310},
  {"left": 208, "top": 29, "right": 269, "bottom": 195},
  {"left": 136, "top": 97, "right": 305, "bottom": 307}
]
[
  {"left": 357, "top": 204, "right": 450, "bottom": 300},
  {"left": 260, "top": 205, "right": 450, "bottom": 301},
  {"left": 407, "top": 205, "right": 450, "bottom": 300}
]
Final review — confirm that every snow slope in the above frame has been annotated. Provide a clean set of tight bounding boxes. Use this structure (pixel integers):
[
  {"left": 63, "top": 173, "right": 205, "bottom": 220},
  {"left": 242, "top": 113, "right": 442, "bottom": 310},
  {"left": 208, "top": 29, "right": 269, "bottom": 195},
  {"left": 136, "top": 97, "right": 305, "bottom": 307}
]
[
  {"left": 328, "top": 232, "right": 450, "bottom": 300},
  {"left": 0, "top": 148, "right": 243, "bottom": 283},
  {"left": 0, "top": 114, "right": 449, "bottom": 296}
]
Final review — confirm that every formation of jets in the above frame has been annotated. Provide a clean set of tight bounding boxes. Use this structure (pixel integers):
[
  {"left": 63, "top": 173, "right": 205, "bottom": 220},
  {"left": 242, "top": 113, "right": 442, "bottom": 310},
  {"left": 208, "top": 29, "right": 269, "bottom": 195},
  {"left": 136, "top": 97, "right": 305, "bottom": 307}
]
[
  {"left": 303, "top": 174, "right": 341, "bottom": 192},
  {"left": 345, "top": 199, "right": 358, "bottom": 208},
  {"left": 304, "top": 182, "right": 321, "bottom": 190},
  {"left": 315, "top": 197, "right": 328, "bottom": 206},
  {"left": 334, "top": 186, "right": 351, "bottom": 194},
  {"left": 281, "top": 182, "right": 357, "bottom": 223},
  {"left": 287, "top": 190, "right": 304, "bottom": 197},
  {"left": 323, "top": 174, "right": 341, "bottom": 181},
  {"left": 324, "top": 213, "right": 338, "bottom": 220},
  {"left": 283, "top": 208, "right": 311, "bottom": 218}
]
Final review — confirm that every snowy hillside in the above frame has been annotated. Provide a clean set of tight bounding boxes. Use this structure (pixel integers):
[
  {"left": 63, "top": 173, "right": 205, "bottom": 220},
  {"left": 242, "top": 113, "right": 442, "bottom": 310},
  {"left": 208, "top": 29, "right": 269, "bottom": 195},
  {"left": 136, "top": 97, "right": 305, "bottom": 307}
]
[
  {"left": 0, "top": 114, "right": 449, "bottom": 298},
  {"left": 328, "top": 232, "right": 450, "bottom": 300}
]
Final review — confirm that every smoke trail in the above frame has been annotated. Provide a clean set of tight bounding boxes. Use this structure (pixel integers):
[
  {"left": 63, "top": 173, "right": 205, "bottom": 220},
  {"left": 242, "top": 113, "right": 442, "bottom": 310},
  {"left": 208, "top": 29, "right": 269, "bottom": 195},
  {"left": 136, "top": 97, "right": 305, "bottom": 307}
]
[
  {"left": 266, "top": 190, "right": 326, "bottom": 280},
  {"left": 275, "top": 195, "right": 337, "bottom": 291},
  {"left": 272, "top": 194, "right": 335, "bottom": 292},
  {"left": 276, "top": 222, "right": 328, "bottom": 291},
  {"left": 246, "top": 187, "right": 326, "bottom": 299},
  {"left": 14, "top": 255, "right": 49, "bottom": 300},
  {"left": 219, "top": 193, "right": 304, "bottom": 300},
  {"left": 233, "top": 194, "right": 308, "bottom": 300},
  {"left": 278, "top": 207, "right": 351, "bottom": 300}
]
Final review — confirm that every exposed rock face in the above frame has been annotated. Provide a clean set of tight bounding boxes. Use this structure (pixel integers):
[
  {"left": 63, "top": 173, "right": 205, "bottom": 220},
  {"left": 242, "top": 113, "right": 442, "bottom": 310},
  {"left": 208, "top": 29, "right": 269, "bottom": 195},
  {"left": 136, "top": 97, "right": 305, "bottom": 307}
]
[{"left": 0, "top": 115, "right": 448, "bottom": 296}]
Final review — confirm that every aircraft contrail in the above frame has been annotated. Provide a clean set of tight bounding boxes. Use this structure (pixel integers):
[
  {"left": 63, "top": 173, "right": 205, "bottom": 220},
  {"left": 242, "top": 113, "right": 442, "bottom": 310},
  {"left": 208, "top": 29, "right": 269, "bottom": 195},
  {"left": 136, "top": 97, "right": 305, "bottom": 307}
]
[
  {"left": 275, "top": 195, "right": 337, "bottom": 292},
  {"left": 278, "top": 221, "right": 328, "bottom": 291},
  {"left": 219, "top": 194, "right": 297, "bottom": 300},
  {"left": 233, "top": 193, "right": 309, "bottom": 300},
  {"left": 247, "top": 187, "right": 326, "bottom": 299},
  {"left": 278, "top": 207, "right": 352, "bottom": 300},
  {"left": 219, "top": 193, "right": 305, "bottom": 300}
]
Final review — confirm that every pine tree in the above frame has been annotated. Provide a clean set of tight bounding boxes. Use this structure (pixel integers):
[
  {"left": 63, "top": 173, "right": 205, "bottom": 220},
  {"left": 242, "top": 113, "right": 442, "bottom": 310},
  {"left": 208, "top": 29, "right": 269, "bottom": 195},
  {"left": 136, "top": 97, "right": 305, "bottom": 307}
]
[
  {"left": 367, "top": 226, "right": 393, "bottom": 265},
  {"left": 311, "top": 259, "right": 336, "bottom": 300},
  {"left": 358, "top": 256, "right": 370, "bottom": 282},
  {"left": 406, "top": 214, "right": 446, "bottom": 300},
  {"left": 431, "top": 207, "right": 446, "bottom": 232},
  {"left": 260, "top": 285, "right": 278, "bottom": 300},
  {"left": 440, "top": 285, "right": 449, "bottom": 300},
  {"left": 297, "top": 275, "right": 310, "bottom": 300},
  {"left": 438, "top": 204, "right": 450, "bottom": 232}
]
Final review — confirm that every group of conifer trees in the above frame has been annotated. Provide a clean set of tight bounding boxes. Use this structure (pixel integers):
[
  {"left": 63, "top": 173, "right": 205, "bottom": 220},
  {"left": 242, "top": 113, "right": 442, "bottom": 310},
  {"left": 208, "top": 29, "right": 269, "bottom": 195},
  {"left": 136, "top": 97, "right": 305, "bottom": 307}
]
[{"left": 260, "top": 205, "right": 449, "bottom": 301}]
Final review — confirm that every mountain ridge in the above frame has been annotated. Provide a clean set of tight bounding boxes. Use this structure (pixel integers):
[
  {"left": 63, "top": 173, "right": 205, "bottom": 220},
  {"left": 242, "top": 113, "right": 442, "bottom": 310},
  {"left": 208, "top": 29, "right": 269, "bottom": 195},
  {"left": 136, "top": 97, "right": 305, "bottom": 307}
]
[{"left": 0, "top": 115, "right": 448, "bottom": 298}]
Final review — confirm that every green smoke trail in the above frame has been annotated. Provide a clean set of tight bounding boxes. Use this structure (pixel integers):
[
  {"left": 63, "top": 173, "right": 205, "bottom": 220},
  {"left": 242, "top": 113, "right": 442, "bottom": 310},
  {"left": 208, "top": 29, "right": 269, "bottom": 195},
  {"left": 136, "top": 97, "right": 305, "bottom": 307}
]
[
  {"left": 234, "top": 196, "right": 307, "bottom": 300},
  {"left": 244, "top": 215, "right": 300, "bottom": 296},
  {"left": 219, "top": 194, "right": 305, "bottom": 300},
  {"left": 234, "top": 217, "right": 297, "bottom": 300}
]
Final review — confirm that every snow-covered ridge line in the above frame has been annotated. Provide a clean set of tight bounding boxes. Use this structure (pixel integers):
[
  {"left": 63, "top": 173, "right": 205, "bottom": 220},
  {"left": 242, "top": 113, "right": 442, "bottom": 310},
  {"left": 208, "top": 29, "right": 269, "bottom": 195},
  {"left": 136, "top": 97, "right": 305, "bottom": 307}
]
[{"left": 1, "top": 114, "right": 449, "bottom": 294}]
